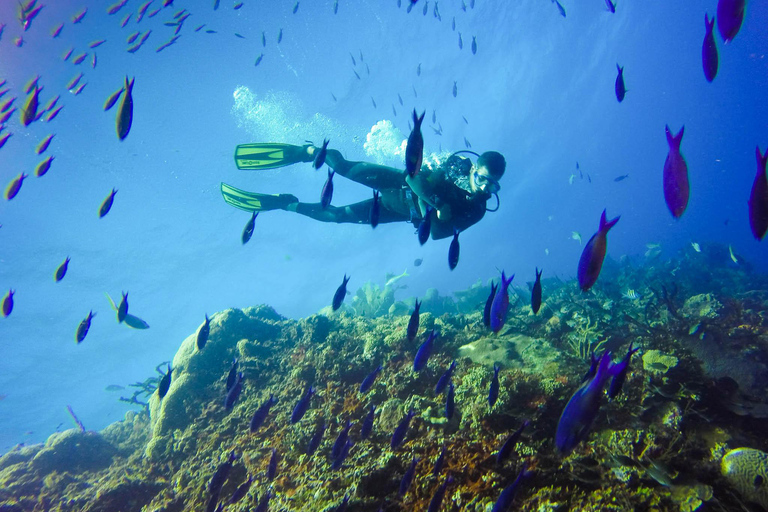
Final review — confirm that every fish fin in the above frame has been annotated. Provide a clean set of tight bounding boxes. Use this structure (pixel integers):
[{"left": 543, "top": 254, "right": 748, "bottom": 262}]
[{"left": 757, "top": 146, "right": 768, "bottom": 170}]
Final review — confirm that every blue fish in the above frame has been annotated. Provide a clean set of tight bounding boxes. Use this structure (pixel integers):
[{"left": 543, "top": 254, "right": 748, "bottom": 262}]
[
  {"left": 226, "top": 358, "right": 239, "bottom": 392},
  {"left": 76, "top": 310, "right": 95, "bottom": 343},
  {"left": 267, "top": 448, "right": 278, "bottom": 481},
  {"left": 226, "top": 475, "right": 252, "bottom": 506},
  {"left": 242, "top": 211, "right": 257, "bottom": 244},
  {"left": 254, "top": 489, "right": 272, "bottom": 512},
  {"left": 224, "top": 372, "right": 244, "bottom": 410},
  {"left": 157, "top": 364, "right": 172, "bottom": 399},
  {"left": 555, "top": 352, "right": 616, "bottom": 453},
  {"left": 405, "top": 109, "right": 425, "bottom": 177},
  {"left": 249, "top": 394, "right": 276, "bottom": 433},
  {"left": 117, "top": 291, "right": 129, "bottom": 323},
  {"left": 413, "top": 329, "right": 437, "bottom": 371},
  {"left": 407, "top": 299, "right": 421, "bottom": 341},
  {"left": 615, "top": 64, "right": 626, "bottom": 102},
  {"left": 400, "top": 456, "right": 420, "bottom": 496},
  {"left": 390, "top": 408, "right": 416, "bottom": 449},
  {"left": 370, "top": 190, "right": 380, "bottom": 228},
  {"left": 291, "top": 385, "right": 315, "bottom": 423},
  {"left": 360, "top": 365, "right": 382, "bottom": 393},
  {"left": 496, "top": 420, "right": 529, "bottom": 466},
  {"left": 208, "top": 451, "right": 237, "bottom": 497},
  {"left": 197, "top": 313, "right": 210, "bottom": 350},
  {"left": 717, "top": 0, "right": 745, "bottom": 43},
  {"left": 448, "top": 229, "right": 460, "bottom": 270},
  {"left": 608, "top": 342, "right": 639, "bottom": 399},
  {"left": 577, "top": 210, "right": 620, "bottom": 291},
  {"left": 702, "top": 13, "right": 718, "bottom": 83},
  {"left": 483, "top": 281, "right": 498, "bottom": 328},
  {"left": 427, "top": 476, "right": 453, "bottom": 512},
  {"left": 55, "top": 257, "right": 70, "bottom": 282},
  {"left": 490, "top": 272, "right": 514, "bottom": 333},
  {"left": 331, "top": 419, "right": 352, "bottom": 460},
  {"left": 445, "top": 381, "right": 455, "bottom": 419},
  {"left": 313, "top": 138, "right": 330, "bottom": 170},
  {"left": 333, "top": 495, "right": 349, "bottom": 512},
  {"left": 488, "top": 363, "right": 500, "bottom": 407},
  {"left": 321, "top": 169, "right": 335, "bottom": 208},
  {"left": 432, "top": 444, "right": 447, "bottom": 476},
  {"left": 332, "top": 274, "right": 350, "bottom": 311},
  {"left": 418, "top": 206, "right": 433, "bottom": 245},
  {"left": 435, "top": 360, "right": 456, "bottom": 394},
  {"left": 307, "top": 420, "right": 325, "bottom": 455},
  {"left": 491, "top": 461, "right": 533, "bottom": 512},
  {"left": 360, "top": 405, "right": 376, "bottom": 439},
  {"left": 531, "top": 268, "right": 542, "bottom": 314},
  {"left": 331, "top": 439, "right": 353, "bottom": 469}
]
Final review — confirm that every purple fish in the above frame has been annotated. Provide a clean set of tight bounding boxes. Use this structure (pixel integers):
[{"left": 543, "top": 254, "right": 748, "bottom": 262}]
[
  {"left": 117, "top": 291, "right": 129, "bottom": 323},
  {"left": 332, "top": 274, "right": 350, "bottom": 311},
  {"left": 405, "top": 109, "right": 425, "bottom": 177},
  {"left": 418, "top": 206, "right": 433, "bottom": 245},
  {"left": 748, "top": 146, "right": 768, "bottom": 240},
  {"left": 555, "top": 352, "right": 615, "bottom": 453},
  {"left": 435, "top": 360, "right": 455, "bottom": 395},
  {"left": 331, "top": 439, "right": 353, "bottom": 469},
  {"left": 491, "top": 462, "right": 533, "bottom": 512},
  {"left": 224, "top": 372, "right": 244, "bottom": 410},
  {"left": 306, "top": 420, "right": 325, "bottom": 455},
  {"left": 76, "top": 310, "right": 95, "bottom": 343},
  {"left": 5, "top": 173, "right": 27, "bottom": 200},
  {"left": 313, "top": 138, "right": 329, "bottom": 169},
  {"left": 663, "top": 125, "right": 689, "bottom": 218},
  {"left": 249, "top": 394, "right": 276, "bottom": 433},
  {"left": 448, "top": 229, "right": 460, "bottom": 269},
  {"left": 496, "top": 420, "right": 529, "bottom": 467},
  {"left": 254, "top": 490, "right": 272, "bottom": 512},
  {"left": 717, "top": 0, "right": 745, "bottom": 44},
  {"left": 445, "top": 381, "right": 455, "bottom": 419},
  {"left": 608, "top": 342, "right": 639, "bottom": 399},
  {"left": 331, "top": 418, "right": 352, "bottom": 460},
  {"left": 413, "top": 329, "right": 437, "bottom": 372},
  {"left": 614, "top": 64, "right": 626, "bottom": 102},
  {"left": 226, "top": 475, "right": 252, "bottom": 506},
  {"left": 577, "top": 209, "right": 619, "bottom": 291},
  {"left": 54, "top": 256, "right": 70, "bottom": 281},
  {"left": 266, "top": 448, "right": 278, "bottom": 480},
  {"left": 531, "top": 267, "right": 543, "bottom": 314},
  {"left": 291, "top": 384, "right": 314, "bottom": 423},
  {"left": 407, "top": 299, "right": 421, "bottom": 341},
  {"left": 360, "top": 405, "right": 375, "bottom": 439},
  {"left": 390, "top": 408, "right": 415, "bottom": 449},
  {"left": 432, "top": 444, "right": 447, "bottom": 476},
  {"left": 370, "top": 190, "right": 380, "bottom": 228},
  {"left": 226, "top": 358, "right": 239, "bottom": 392},
  {"left": 490, "top": 271, "right": 514, "bottom": 333},
  {"left": 483, "top": 281, "right": 498, "bottom": 328},
  {"left": 400, "top": 456, "right": 420, "bottom": 496},
  {"left": 427, "top": 476, "right": 453, "bottom": 512},
  {"left": 321, "top": 169, "right": 335, "bottom": 208},
  {"left": 488, "top": 363, "right": 500, "bottom": 407},
  {"left": 702, "top": 14, "right": 718, "bottom": 82},
  {"left": 2, "top": 289, "right": 15, "bottom": 317},
  {"left": 359, "top": 365, "right": 382, "bottom": 393}
]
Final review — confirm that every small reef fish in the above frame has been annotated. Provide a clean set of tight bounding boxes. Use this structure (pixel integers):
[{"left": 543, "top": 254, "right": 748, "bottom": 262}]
[
  {"left": 207, "top": 451, "right": 237, "bottom": 509},
  {"left": 89, "top": 39, "right": 106, "bottom": 48},
  {"left": 105, "top": 292, "right": 149, "bottom": 329},
  {"left": 458, "top": 32, "right": 463, "bottom": 49},
  {"left": 608, "top": 342, "right": 639, "bottom": 399},
  {"left": 331, "top": 439, "right": 352, "bottom": 469},
  {"left": 313, "top": 138, "right": 330, "bottom": 170},
  {"left": 226, "top": 475, "right": 252, "bottom": 506},
  {"left": 728, "top": 244, "right": 738, "bottom": 264},
  {"left": 157, "top": 365, "right": 172, "bottom": 399},
  {"left": 331, "top": 419, "right": 352, "bottom": 460},
  {"left": 306, "top": 421, "right": 325, "bottom": 455},
  {"left": 406, "top": 299, "right": 421, "bottom": 341},
  {"left": 241, "top": 211, "right": 257, "bottom": 244},
  {"left": 33, "top": 156, "right": 52, "bottom": 178},
  {"left": 555, "top": 0, "right": 566, "bottom": 17},
  {"left": 417, "top": 63, "right": 421, "bottom": 76},
  {"left": 390, "top": 408, "right": 415, "bottom": 449},
  {"left": 63, "top": 47, "right": 73, "bottom": 60},
  {"left": 717, "top": 0, "right": 745, "bottom": 43},
  {"left": 414, "top": 258, "right": 423, "bottom": 266},
  {"left": 360, "top": 405, "right": 375, "bottom": 439},
  {"left": 290, "top": 385, "right": 314, "bottom": 423},
  {"left": 5, "top": 173, "right": 27, "bottom": 200},
  {"left": 267, "top": 448, "right": 278, "bottom": 480},
  {"left": 66, "top": 73, "right": 84, "bottom": 91},
  {"left": 622, "top": 289, "right": 640, "bottom": 300},
  {"left": 385, "top": 269, "right": 408, "bottom": 288},
  {"left": 249, "top": 394, "right": 276, "bottom": 433},
  {"left": 614, "top": 174, "right": 629, "bottom": 182},
  {"left": 292, "top": 2, "right": 299, "bottom": 14},
  {"left": 333, "top": 0, "right": 338, "bottom": 13},
  {"left": 471, "top": 36, "right": 477, "bottom": 54},
  {"left": 24, "top": 75, "right": 41, "bottom": 94},
  {"left": 277, "top": 28, "right": 283, "bottom": 43},
  {"left": 577, "top": 209, "right": 620, "bottom": 291},
  {"left": 405, "top": 109, "right": 425, "bottom": 177},
  {"left": 359, "top": 365, "right": 382, "bottom": 394},
  {"left": 99, "top": 188, "right": 117, "bottom": 217},
  {"left": 332, "top": 274, "right": 350, "bottom": 311},
  {"left": 107, "top": 0, "right": 128, "bottom": 15},
  {"left": 663, "top": 125, "right": 689, "bottom": 218},
  {"left": 51, "top": 23, "right": 63, "bottom": 37},
  {"left": 72, "top": 53, "right": 88, "bottom": 65},
  {"left": 116, "top": 76, "right": 135, "bottom": 140},
  {"left": 748, "top": 146, "right": 768, "bottom": 240},
  {"left": 615, "top": 64, "right": 626, "bottom": 102},
  {"left": 490, "top": 271, "right": 514, "bottom": 333},
  {"left": 435, "top": 360, "right": 455, "bottom": 395},
  {"left": 433, "top": 444, "right": 447, "bottom": 475},
  {"left": 72, "top": 7, "right": 87, "bottom": 24},
  {"left": 605, "top": 0, "right": 616, "bottom": 12},
  {"left": 370, "top": 190, "right": 380, "bottom": 227},
  {"left": 496, "top": 420, "right": 529, "bottom": 466},
  {"left": 105, "top": 385, "right": 124, "bottom": 392},
  {"left": 54, "top": 257, "right": 70, "bottom": 282},
  {"left": 21, "top": 86, "right": 41, "bottom": 127},
  {"left": 483, "top": 281, "right": 498, "bottom": 328},
  {"left": 445, "top": 381, "right": 455, "bottom": 419},
  {"left": 2, "top": 289, "right": 14, "bottom": 317},
  {"left": 197, "top": 313, "right": 210, "bottom": 350},
  {"left": 73, "top": 83, "right": 87, "bottom": 96},
  {"left": 76, "top": 311, "right": 95, "bottom": 342},
  {"left": 223, "top": 372, "right": 243, "bottom": 410},
  {"left": 488, "top": 363, "right": 500, "bottom": 407},
  {"left": 254, "top": 490, "right": 272, "bottom": 512},
  {"left": 491, "top": 463, "right": 533, "bottom": 512},
  {"left": 413, "top": 329, "right": 437, "bottom": 372},
  {"left": 320, "top": 169, "right": 334, "bottom": 208},
  {"left": 702, "top": 14, "right": 718, "bottom": 82},
  {"left": 400, "top": 456, "right": 420, "bottom": 496},
  {"left": 0, "top": 132, "right": 12, "bottom": 150},
  {"left": 117, "top": 292, "right": 129, "bottom": 323},
  {"left": 254, "top": 53, "right": 264, "bottom": 67},
  {"left": 418, "top": 206, "right": 432, "bottom": 245},
  {"left": 428, "top": 476, "right": 453, "bottom": 512},
  {"left": 691, "top": 242, "right": 701, "bottom": 252},
  {"left": 448, "top": 230, "right": 460, "bottom": 270},
  {"left": 453, "top": 81, "right": 458, "bottom": 97},
  {"left": 226, "top": 358, "right": 239, "bottom": 391},
  {"left": 531, "top": 267, "right": 543, "bottom": 314}
]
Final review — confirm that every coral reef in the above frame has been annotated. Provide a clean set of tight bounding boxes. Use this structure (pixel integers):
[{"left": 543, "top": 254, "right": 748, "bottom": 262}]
[{"left": 0, "top": 244, "right": 767, "bottom": 511}]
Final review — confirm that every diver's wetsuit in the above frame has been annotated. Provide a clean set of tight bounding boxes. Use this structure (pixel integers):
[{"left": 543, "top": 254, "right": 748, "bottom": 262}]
[{"left": 292, "top": 149, "right": 490, "bottom": 240}]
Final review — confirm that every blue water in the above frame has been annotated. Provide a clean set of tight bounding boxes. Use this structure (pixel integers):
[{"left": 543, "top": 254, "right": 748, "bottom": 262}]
[{"left": 0, "top": 0, "right": 765, "bottom": 451}]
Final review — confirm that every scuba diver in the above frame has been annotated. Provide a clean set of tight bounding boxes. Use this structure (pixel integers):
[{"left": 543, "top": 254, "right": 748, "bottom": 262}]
[{"left": 220, "top": 142, "right": 505, "bottom": 240}]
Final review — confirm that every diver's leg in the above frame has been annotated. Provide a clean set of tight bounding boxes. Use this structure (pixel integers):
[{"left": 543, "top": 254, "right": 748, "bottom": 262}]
[
  {"left": 286, "top": 198, "right": 409, "bottom": 224},
  {"left": 323, "top": 149, "right": 406, "bottom": 190}
]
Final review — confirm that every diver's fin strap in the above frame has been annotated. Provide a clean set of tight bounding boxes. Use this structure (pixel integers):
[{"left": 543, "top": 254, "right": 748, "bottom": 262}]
[
  {"left": 220, "top": 182, "right": 263, "bottom": 211},
  {"left": 234, "top": 143, "right": 302, "bottom": 170}
]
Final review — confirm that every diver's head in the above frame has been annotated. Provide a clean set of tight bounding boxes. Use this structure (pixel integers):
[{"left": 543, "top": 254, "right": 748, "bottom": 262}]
[{"left": 471, "top": 151, "right": 505, "bottom": 194}]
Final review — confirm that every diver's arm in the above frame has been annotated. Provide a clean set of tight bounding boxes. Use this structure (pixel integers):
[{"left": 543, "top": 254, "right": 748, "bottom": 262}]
[{"left": 405, "top": 174, "right": 452, "bottom": 220}]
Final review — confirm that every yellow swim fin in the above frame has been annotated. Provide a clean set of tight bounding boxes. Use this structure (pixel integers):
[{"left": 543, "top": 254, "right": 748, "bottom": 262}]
[{"left": 234, "top": 143, "right": 310, "bottom": 170}]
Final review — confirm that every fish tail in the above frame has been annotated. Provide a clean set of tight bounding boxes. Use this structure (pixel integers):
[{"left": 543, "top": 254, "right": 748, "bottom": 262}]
[
  {"left": 757, "top": 146, "right": 767, "bottom": 171},
  {"left": 599, "top": 209, "right": 620, "bottom": 232},
  {"left": 665, "top": 125, "right": 684, "bottom": 149}
]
